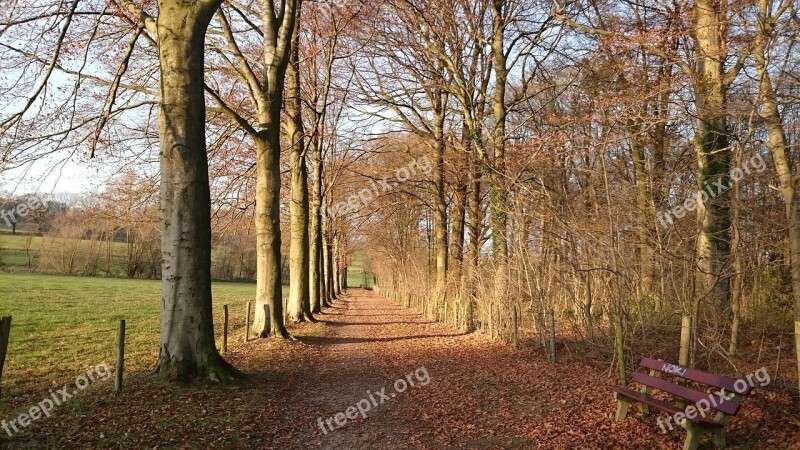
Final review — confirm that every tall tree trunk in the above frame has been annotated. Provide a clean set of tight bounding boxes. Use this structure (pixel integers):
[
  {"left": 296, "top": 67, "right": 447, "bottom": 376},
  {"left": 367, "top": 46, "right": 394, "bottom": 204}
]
[
  {"left": 630, "top": 127, "right": 653, "bottom": 296},
  {"left": 433, "top": 89, "right": 448, "bottom": 309},
  {"left": 285, "top": 16, "right": 313, "bottom": 323},
  {"left": 692, "top": 0, "right": 732, "bottom": 326},
  {"left": 154, "top": 0, "right": 237, "bottom": 381},
  {"left": 753, "top": 0, "right": 800, "bottom": 400},
  {"left": 489, "top": 0, "right": 509, "bottom": 299},
  {"left": 251, "top": 0, "right": 300, "bottom": 339},
  {"left": 464, "top": 149, "right": 483, "bottom": 333},
  {"left": 450, "top": 173, "right": 468, "bottom": 298},
  {"left": 309, "top": 136, "right": 323, "bottom": 313},
  {"left": 324, "top": 232, "right": 335, "bottom": 301},
  {"left": 334, "top": 233, "right": 342, "bottom": 295},
  {"left": 253, "top": 134, "right": 289, "bottom": 338},
  {"left": 729, "top": 146, "right": 743, "bottom": 355}
]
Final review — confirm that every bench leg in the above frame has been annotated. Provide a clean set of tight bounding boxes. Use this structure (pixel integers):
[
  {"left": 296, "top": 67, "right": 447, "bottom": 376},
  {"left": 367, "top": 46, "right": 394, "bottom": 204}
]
[
  {"left": 712, "top": 428, "right": 726, "bottom": 449},
  {"left": 683, "top": 421, "right": 701, "bottom": 450},
  {"left": 614, "top": 396, "right": 631, "bottom": 421}
]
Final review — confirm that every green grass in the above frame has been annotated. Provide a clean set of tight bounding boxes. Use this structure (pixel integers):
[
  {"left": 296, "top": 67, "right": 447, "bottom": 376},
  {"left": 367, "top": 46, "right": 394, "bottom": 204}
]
[
  {"left": 0, "top": 273, "right": 288, "bottom": 396},
  {"left": 0, "top": 233, "right": 43, "bottom": 269},
  {"left": 0, "top": 232, "right": 132, "bottom": 274},
  {"left": 0, "top": 243, "right": 371, "bottom": 392},
  {"left": 346, "top": 250, "right": 373, "bottom": 289}
]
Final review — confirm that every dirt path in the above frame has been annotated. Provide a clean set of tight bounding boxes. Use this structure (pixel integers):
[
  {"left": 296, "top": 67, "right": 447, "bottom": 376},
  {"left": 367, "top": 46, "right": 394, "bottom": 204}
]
[
  {"left": 10, "top": 289, "right": 796, "bottom": 449},
  {"left": 240, "top": 289, "right": 680, "bottom": 449},
  {"left": 297, "top": 290, "right": 469, "bottom": 449}
]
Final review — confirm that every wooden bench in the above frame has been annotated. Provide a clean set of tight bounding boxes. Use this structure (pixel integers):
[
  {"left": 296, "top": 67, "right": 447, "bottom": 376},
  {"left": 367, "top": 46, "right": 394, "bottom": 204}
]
[{"left": 610, "top": 357, "right": 753, "bottom": 450}]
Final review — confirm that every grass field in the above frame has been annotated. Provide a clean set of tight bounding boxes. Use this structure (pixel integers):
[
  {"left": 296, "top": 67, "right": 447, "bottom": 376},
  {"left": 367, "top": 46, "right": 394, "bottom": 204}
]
[
  {"left": 0, "top": 232, "right": 133, "bottom": 274},
  {"left": 0, "top": 274, "right": 292, "bottom": 400},
  {"left": 0, "top": 265, "right": 367, "bottom": 390},
  {"left": 0, "top": 229, "right": 369, "bottom": 402},
  {"left": 1, "top": 231, "right": 373, "bottom": 287}
]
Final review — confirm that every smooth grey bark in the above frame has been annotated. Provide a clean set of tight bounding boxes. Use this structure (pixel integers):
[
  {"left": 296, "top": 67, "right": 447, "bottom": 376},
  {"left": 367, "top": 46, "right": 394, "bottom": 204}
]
[
  {"left": 250, "top": 0, "right": 300, "bottom": 339},
  {"left": 464, "top": 148, "right": 483, "bottom": 333},
  {"left": 325, "top": 237, "right": 335, "bottom": 300},
  {"left": 285, "top": 17, "right": 314, "bottom": 323},
  {"left": 449, "top": 164, "right": 467, "bottom": 298},
  {"left": 253, "top": 132, "right": 289, "bottom": 338},
  {"left": 309, "top": 137, "right": 324, "bottom": 312},
  {"left": 489, "top": 0, "right": 509, "bottom": 271},
  {"left": 432, "top": 88, "right": 448, "bottom": 312},
  {"left": 629, "top": 125, "right": 653, "bottom": 296},
  {"left": 154, "top": 0, "right": 237, "bottom": 381},
  {"left": 752, "top": 0, "right": 800, "bottom": 400},
  {"left": 691, "top": 0, "right": 733, "bottom": 326},
  {"left": 333, "top": 233, "right": 342, "bottom": 295}
]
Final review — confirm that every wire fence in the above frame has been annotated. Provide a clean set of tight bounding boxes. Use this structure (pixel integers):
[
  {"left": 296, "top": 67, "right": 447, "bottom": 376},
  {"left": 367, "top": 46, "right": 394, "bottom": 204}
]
[
  {"left": 0, "top": 298, "right": 265, "bottom": 405},
  {"left": 378, "top": 285, "right": 799, "bottom": 396}
]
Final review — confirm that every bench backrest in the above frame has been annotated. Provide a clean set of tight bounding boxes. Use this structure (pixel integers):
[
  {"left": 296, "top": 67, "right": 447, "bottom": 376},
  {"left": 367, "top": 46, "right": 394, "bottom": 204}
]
[
  {"left": 636, "top": 357, "right": 754, "bottom": 417},
  {"left": 640, "top": 357, "right": 753, "bottom": 396}
]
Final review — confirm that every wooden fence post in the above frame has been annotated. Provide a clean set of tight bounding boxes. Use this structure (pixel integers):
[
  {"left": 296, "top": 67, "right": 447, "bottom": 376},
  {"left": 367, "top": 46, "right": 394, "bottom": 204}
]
[
  {"left": 677, "top": 314, "right": 692, "bottom": 407},
  {"left": 115, "top": 319, "right": 125, "bottom": 393},
  {"left": 0, "top": 316, "right": 11, "bottom": 389},
  {"left": 222, "top": 305, "right": 229, "bottom": 354},
  {"left": 244, "top": 301, "right": 251, "bottom": 343},
  {"left": 679, "top": 315, "right": 692, "bottom": 367}
]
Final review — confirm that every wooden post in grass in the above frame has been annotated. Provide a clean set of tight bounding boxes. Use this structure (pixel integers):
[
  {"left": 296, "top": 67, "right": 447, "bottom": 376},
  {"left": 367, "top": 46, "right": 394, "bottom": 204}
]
[
  {"left": 677, "top": 314, "right": 692, "bottom": 407},
  {"left": 549, "top": 308, "right": 556, "bottom": 363},
  {"left": 244, "top": 302, "right": 251, "bottom": 342},
  {"left": 115, "top": 319, "right": 125, "bottom": 393},
  {"left": 0, "top": 316, "right": 11, "bottom": 388},
  {"left": 679, "top": 315, "right": 692, "bottom": 368},
  {"left": 222, "top": 305, "right": 229, "bottom": 354},
  {"left": 513, "top": 305, "right": 520, "bottom": 350}
]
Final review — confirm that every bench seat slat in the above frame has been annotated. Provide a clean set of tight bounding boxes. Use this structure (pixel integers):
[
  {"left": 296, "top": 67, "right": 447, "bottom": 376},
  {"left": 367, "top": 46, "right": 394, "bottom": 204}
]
[
  {"left": 610, "top": 386, "right": 722, "bottom": 427},
  {"left": 640, "top": 357, "right": 752, "bottom": 396},
  {"left": 632, "top": 372, "right": 740, "bottom": 416}
]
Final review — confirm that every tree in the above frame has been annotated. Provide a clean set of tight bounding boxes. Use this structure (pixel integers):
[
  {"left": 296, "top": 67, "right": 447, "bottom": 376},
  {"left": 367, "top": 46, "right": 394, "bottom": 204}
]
[
  {"left": 285, "top": 1, "right": 314, "bottom": 322},
  {"left": 748, "top": 0, "right": 800, "bottom": 401},
  {"left": 205, "top": 0, "right": 301, "bottom": 338},
  {"left": 153, "top": 0, "right": 238, "bottom": 381},
  {"left": 553, "top": 0, "right": 748, "bottom": 352}
]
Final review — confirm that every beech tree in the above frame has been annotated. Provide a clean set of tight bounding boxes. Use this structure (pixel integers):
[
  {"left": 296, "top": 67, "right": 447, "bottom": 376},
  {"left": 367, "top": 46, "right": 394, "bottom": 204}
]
[
  {"left": 151, "top": 0, "right": 239, "bottom": 381},
  {"left": 747, "top": 0, "right": 800, "bottom": 401},
  {"left": 285, "top": 0, "right": 314, "bottom": 322},
  {"left": 204, "top": 0, "right": 301, "bottom": 338}
]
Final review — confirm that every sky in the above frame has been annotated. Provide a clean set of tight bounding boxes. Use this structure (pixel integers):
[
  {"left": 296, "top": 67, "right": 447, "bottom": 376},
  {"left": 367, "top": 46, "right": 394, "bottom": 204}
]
[{"left": 0, "top": 156, "right": 108, "bottom": 197}]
